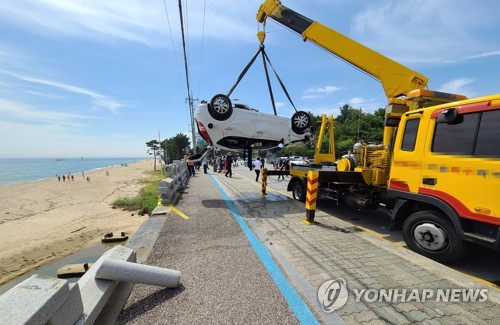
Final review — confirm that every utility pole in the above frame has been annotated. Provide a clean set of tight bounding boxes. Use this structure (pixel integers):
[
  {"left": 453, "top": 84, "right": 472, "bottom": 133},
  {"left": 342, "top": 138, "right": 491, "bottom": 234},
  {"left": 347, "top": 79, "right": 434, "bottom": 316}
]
[
  {"left": 186, "top": 95, "right": 199, "bottom": 154},
  {"left": 357, "top": 108, "right": 362, "bottom": 142}
]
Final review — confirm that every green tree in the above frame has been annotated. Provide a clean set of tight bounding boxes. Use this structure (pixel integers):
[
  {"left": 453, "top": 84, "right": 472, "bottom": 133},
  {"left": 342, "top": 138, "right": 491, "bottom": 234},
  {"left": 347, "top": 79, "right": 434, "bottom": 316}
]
[
  {"left": 146, "top": 140, "right": 160, "bottom": 170},
  {"left": 332, "top": 105, "right": 383, "bottom": 156},
  {"left": 161, "top": 133, "right": 190, "bottom": 163}
]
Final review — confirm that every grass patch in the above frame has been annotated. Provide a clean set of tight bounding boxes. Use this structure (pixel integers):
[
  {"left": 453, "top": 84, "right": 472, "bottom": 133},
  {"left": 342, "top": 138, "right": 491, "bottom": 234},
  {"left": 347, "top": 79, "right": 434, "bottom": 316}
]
[{"left": 112, "top": 170, "right": 163, "bottom": 216}]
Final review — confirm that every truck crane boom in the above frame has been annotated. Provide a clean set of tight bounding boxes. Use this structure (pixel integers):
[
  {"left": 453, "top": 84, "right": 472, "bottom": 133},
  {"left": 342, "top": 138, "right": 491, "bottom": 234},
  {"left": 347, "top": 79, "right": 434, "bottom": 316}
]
[
  {"left": 257, "top": 0, "right": 466, "bottom": 147},
  {"left": 257, "top": 0, "right": 428, "bottom": 100}
]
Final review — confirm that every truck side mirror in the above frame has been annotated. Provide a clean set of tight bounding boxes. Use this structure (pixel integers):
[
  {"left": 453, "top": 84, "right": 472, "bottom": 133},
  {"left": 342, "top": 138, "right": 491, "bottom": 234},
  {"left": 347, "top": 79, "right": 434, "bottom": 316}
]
[
  {"left": 384, "top": 117, "right": 400, "bottom": 127},
  {"left": 436, "top": 108, "right": 462, "bottom": 124}
]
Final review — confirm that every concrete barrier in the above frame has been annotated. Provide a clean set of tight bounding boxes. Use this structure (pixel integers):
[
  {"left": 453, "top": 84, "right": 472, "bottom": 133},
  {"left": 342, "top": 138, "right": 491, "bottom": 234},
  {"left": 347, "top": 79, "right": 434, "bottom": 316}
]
[
  {"left": 0, "top": 274, "right": 82, "bottom": 325},
  {"left": 159, "top": 160, "right": 189, "bottom": 205},
  {"left": 0, "top": 243, "right": 180, "bottom": 325}
]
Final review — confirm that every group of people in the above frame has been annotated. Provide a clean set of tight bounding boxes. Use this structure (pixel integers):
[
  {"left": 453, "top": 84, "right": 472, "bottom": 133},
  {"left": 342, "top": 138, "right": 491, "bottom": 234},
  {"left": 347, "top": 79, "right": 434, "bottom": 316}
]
[
  {"left": 57, "top": 174, "right": 74, "bottom": 182},
  {"left": 56, "top": 171, "right": 93, "bottom": 182},
  {"left": 213, "top": 154, "right": 235, "bottom": 177},
  {"left": 185, "top": 154, "right": 215, "bottom": 176},
  {"left": 184, "top": 152, "right": 274, "bottom": 182}
]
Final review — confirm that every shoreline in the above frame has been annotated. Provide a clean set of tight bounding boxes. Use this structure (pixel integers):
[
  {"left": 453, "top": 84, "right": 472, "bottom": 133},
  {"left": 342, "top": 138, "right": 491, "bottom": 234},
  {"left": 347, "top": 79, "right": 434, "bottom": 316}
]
[
  {"left": 0, "top": 160, "right": 156, "bottom": 285},
  {"left": 0, "top": 158, "right": 147, "bottom": 187}
]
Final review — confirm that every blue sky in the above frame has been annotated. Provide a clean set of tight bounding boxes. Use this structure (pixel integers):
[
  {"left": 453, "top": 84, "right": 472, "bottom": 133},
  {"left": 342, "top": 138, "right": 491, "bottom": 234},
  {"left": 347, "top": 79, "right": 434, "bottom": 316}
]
[{"left": 1, "top": 0, "right": 499, "bottom": 158}]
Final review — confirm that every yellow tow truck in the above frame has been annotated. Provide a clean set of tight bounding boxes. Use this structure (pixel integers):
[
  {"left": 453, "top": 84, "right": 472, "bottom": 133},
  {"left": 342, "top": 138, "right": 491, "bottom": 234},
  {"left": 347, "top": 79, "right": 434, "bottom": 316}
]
[{"left": 257, "top": 0, "right": 500, "bottom": 262}]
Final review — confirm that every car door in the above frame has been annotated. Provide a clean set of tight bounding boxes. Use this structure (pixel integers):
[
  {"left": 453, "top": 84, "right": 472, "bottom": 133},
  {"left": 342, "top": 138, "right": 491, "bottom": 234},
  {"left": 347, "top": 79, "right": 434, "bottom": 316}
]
[
  {"left": 254, "top": 111, "right": 289, "bottom": 141},
  {"left": 221, "top": 107, "right": 257, "bottom": 139}
]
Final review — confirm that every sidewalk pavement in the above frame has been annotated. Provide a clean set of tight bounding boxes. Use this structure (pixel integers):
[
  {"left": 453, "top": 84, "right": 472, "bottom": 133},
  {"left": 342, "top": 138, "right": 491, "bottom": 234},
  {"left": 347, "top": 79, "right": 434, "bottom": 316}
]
[{"left": 118, "top": 165, "right": 500, "bottom": 324}]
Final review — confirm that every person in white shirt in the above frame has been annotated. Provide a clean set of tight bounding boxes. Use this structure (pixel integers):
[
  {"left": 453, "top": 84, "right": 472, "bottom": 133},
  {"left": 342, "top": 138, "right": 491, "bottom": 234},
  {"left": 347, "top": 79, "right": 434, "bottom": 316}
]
[
  {"left": 253, "top": 157, "right": 263, "bottom": 182},
  {"left": 202, "top": 156, "right": 208, "bottom": 174}
]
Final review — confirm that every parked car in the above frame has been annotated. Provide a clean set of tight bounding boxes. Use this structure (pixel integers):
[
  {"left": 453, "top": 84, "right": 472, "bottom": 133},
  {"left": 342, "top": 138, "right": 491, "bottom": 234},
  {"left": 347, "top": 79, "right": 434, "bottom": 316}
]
[
  {"left": 195, "top": 94, "right": 312, "bottom": 151},
  {"left": 288, "top": 156, "right": 310, "bottom": 166}
]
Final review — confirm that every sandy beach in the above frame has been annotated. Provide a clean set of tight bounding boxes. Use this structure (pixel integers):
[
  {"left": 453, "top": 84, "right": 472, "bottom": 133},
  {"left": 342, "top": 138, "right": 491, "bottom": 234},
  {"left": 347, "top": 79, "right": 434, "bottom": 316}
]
[{"left": 0, "top": 160, "right": 155, "bottom": 285}]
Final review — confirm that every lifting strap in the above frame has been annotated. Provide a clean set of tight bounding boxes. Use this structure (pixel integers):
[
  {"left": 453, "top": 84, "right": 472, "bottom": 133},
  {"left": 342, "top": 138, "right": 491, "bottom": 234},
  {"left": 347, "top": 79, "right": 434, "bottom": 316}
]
[{"left": 226, "top": 45, "right": 297, "bottom": 116}]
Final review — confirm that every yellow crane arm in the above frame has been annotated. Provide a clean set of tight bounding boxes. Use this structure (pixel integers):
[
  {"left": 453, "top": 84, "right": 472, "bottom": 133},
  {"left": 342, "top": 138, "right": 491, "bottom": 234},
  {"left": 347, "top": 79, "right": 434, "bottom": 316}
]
[{"left": 257, "top": 0, "right": 428, "bottom": 99}]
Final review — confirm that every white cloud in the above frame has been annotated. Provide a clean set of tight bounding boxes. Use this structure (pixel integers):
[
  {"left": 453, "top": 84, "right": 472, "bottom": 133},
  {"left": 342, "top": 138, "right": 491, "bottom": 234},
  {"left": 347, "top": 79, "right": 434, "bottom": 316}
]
[
  {"left": 0, "top": 98, "right": 98, "bottom": 124},
  {"left": 447, "top": 50, "right": 500, "bottom": 63},
  {"left": 336, "top": 97, "right": 381, "bottom": 113},
  {"left": 0, "top": 0, "right": 256, "bottom": 48},
  {"left": 0, "top": 70, "right": 124, "bottom": 113},
  {"left": 351, "top": 0, "right": 499, "bottom": 65},
  {"left": 302, "top": 85, "right": 342, "bottom": 99},
  {"left": 438, "top": 78, "right": 475, "bottom": 95}
]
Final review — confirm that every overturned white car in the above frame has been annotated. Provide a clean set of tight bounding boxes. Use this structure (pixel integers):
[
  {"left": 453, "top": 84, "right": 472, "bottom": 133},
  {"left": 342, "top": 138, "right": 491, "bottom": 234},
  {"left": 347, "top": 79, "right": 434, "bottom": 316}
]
[{"left": 195, "top": 94, "right": 312, "bottom": 151}]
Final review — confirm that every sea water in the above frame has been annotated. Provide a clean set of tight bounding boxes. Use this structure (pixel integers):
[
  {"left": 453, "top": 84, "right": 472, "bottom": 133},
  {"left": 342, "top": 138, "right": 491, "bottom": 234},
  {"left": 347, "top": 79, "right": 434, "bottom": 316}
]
[{"left": 0, "top": 157, "right": 145, "bottom": 186}]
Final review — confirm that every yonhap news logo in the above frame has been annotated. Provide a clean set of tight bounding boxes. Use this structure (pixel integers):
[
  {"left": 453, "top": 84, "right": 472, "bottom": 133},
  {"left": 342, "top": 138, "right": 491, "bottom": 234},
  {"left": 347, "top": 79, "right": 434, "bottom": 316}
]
[
  {"left": 317, "top": 278, "right": 349, "bottom": 312},
  {"left": 318, "top": 278, "right": 489, "bottom": 313}
]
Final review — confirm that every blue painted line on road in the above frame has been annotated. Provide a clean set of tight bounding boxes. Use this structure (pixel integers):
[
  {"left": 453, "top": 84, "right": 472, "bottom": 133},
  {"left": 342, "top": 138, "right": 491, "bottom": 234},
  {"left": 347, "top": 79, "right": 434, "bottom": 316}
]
[{"left": 210, "top": 175, "right": 318, "bottom": 325}]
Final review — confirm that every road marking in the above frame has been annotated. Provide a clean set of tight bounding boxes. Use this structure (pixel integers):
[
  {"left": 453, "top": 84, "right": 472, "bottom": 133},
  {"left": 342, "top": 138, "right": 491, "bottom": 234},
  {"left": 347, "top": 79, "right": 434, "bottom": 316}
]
[
  {"left": 449, "top": 268, "right": 500, "bottom": 289},
  {"left": 167, "top": 204, "right": 190, "bottom": 220},
  {"left": 355, "top": 225, "right": 406, "bottom": 247},
  {"left": 210, "top": 174, "right": 319, "bottom": 325}
]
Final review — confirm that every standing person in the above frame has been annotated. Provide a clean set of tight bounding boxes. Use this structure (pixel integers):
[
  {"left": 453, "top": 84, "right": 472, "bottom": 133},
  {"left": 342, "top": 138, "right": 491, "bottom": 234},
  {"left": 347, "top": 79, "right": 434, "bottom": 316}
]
[
  {"left": 253, "top": 157, "right": 263, "bottom": 182},
  {"left": 202, "top": 156, "right": 208, "bottom": 174},
  {"left": 215, "top": 156, "right": 221, "bottom": 173},
  {"left": 225, "top": 154, "right": 233, "bottom": 177},
  {"left": 222, "top": 155, "right": 228, "bottom": 174},
  {"left": 187, "top": 158, "right": 195, "bottom": 176},
  {"left": 278, "top": 158, "right": 285, "bottom": 181}
]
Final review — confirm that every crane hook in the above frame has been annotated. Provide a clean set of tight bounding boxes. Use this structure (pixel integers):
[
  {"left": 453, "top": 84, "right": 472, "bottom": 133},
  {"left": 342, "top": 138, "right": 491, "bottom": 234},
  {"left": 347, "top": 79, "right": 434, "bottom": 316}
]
[{"left": 257, "top": 30, "right": 266, "bottom": 45}]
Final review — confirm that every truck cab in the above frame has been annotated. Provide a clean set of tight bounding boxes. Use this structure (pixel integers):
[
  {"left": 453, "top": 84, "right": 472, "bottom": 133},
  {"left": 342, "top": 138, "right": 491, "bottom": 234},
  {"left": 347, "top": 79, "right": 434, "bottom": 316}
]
[{"left": 389, "top": 95, "right": 500, "bottom": 262}]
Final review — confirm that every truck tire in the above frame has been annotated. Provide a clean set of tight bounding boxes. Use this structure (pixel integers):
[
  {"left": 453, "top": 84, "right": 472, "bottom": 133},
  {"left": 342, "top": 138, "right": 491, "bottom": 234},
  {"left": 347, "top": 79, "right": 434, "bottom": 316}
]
[
  {"left": 291, "top": 180, "right": 306, "bottom": 202},
  {"left": 402, "top": 210, "right": 465, "bottom": 263},
  {"left": 209, "top": 94, "right": 233, "bottom": 121}
]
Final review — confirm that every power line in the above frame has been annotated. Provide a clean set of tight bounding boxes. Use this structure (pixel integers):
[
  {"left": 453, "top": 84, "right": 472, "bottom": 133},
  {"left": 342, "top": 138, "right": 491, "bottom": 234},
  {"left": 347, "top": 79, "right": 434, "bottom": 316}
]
[
  {"left": 197, "top": 0, "right": 207, "bottom": 97},
  {"left": 162, "top": 0, "right": 186, "bottom": 97},
  {"left": 178, "top": 0, "right": 197, "bottom": 153}
]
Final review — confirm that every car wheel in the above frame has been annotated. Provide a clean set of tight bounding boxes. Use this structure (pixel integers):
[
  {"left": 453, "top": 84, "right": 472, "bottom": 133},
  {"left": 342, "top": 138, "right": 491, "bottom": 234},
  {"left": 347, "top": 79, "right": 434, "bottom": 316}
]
[
  {"left": 291, "top": 180, "right": 306, "bottom": 202},
  {"left": 402, "top": 210, "right": 465, "bottom": 263},
  {"left": 209, "top": 94, "right": 233, "bottom": 121},
  {"left": 291, "top": 111, "right": 310, "bottom": 134}
]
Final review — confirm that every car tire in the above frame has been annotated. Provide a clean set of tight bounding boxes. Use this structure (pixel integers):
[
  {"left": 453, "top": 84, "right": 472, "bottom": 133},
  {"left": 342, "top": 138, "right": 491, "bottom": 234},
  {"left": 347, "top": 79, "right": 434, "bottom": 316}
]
[
  {"left": 291, "top": 111, "right": 310, "bottom": 134},
  {"left": 291, "top": 180, "right": 306, "bottom": 202},
  {"left": 402, "top": 210, "right": 465, "bottom": 263},
  {"left": 209, "top": 94, "right": 233, "bottom": 121}
]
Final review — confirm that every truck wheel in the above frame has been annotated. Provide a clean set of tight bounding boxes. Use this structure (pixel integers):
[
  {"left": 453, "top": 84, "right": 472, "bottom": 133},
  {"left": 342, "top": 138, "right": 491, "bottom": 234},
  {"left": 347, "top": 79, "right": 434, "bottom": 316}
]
[
  {"left": 291, "top": 111, "right": 310, "bottom": 134},
  {"left": 209, "top": 94, "right": 233, "bottom": 121},
  {"left": 291, "top": 180, "right": 306, "bottom": 202},
  {"left": 402, "top": 210, "right": 465, "bottom": 263}
]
